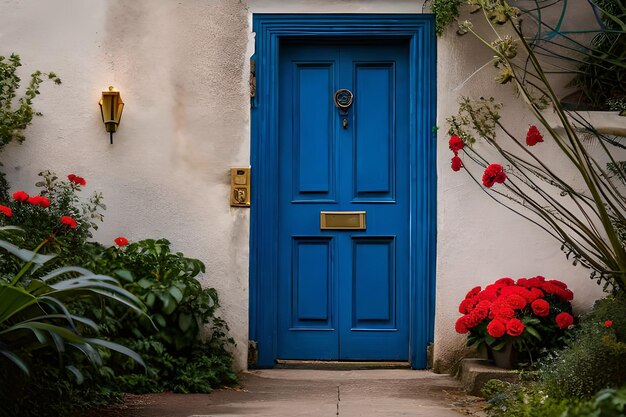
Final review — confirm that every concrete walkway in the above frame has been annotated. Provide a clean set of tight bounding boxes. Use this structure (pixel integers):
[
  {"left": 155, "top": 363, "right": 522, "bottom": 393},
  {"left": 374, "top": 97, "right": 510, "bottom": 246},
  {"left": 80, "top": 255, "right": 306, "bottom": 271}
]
[{"left": 101, "top": 369, "right": 484, "bottom": 417}]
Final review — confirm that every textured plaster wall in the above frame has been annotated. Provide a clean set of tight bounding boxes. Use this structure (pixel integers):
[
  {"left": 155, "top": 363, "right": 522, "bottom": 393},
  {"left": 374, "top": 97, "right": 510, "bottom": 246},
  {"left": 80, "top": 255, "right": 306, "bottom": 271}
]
[
  {"left": 0, "top": 0, "right": 251, "bottom": 369},
  {"left": 0, "top": 0, "right": 606, "bottom": 372}
]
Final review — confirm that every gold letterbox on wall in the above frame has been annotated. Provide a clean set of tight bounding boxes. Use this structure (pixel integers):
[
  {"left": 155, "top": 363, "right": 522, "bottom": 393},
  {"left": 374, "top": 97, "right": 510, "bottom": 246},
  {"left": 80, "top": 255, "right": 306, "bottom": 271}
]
[{"left": 230, "top": 167, "right": 251, "bottom": 207}]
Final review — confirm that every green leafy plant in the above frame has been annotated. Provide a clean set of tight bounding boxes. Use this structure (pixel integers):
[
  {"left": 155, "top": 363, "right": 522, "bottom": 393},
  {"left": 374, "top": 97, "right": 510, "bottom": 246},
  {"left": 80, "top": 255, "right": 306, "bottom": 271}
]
[
  {"left": 0, "top": 229, "right": 144, "bottom": 377},
  {"left": 482, "top": 379, "right": 572, "bottom": 417},
  {"left": 0, "top": 54, "right": 61, "bottom": 152},
  {"left": 430, "top": 0, "right": 464, "bottom": 35},
  {"left": 541, "top": 293, "right": 626, "bottom": 399},
  {"left": 78, "top": 238, "right": 237, "bottom": 393},
  {"left": 563, "top": 386, "right": 626, "bottom": 417}
]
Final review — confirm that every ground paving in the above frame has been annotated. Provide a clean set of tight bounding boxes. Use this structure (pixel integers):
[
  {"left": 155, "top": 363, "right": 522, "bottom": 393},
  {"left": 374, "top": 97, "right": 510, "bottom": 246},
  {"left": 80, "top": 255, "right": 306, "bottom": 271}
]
[{"left": 100, "top": 369, "right": 485, "bottom": 417}]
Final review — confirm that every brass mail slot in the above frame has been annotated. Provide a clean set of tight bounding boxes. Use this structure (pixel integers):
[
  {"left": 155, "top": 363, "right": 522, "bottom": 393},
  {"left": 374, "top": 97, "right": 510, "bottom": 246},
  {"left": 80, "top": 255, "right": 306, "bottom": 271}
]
[{"left": 320, "top": 211, "right": 366, "bottom": 230}]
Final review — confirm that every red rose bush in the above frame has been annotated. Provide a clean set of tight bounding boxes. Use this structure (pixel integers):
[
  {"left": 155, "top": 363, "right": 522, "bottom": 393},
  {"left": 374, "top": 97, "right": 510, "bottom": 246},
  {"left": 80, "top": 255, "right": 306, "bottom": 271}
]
[
  {"left": 0, "top": 170, "right": 105, "bottom": 252},
  {"left": 456, "top": 276, "right": 575, "bottom": 358}
]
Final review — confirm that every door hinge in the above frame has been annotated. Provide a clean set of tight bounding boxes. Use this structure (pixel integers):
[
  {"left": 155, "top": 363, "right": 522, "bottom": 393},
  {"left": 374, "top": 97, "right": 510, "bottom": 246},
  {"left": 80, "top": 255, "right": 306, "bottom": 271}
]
[{"left": 250, "top": 59, "right": 256, "bottom": 98}]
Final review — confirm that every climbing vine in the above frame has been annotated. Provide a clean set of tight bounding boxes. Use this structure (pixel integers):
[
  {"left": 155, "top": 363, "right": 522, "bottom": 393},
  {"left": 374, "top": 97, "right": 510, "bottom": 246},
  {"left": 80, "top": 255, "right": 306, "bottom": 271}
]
[{"left": 0, "top": 53, "right": 61, "bottom": 152}]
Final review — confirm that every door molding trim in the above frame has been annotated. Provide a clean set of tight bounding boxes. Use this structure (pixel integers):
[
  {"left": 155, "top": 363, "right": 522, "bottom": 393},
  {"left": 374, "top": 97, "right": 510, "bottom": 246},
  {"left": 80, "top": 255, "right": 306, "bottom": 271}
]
[{"left": 249, "top": 14, "right": 437, "bottom": 369}]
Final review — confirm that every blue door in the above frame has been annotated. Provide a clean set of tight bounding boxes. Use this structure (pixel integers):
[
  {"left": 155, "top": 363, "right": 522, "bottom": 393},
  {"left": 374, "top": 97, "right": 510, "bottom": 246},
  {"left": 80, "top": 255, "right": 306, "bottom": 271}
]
[{"left": 277, "top": 40, "right": 410, "bottom": 361}]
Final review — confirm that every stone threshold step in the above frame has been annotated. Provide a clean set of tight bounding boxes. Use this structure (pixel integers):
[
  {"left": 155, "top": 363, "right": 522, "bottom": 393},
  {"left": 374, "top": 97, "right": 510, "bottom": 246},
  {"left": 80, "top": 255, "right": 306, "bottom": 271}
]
[
  {"left": 458, "top": 359, "right": 518, "bottom": 396},
  {"left": 274, "top": 360, "right": 411, "bottom": 370}
]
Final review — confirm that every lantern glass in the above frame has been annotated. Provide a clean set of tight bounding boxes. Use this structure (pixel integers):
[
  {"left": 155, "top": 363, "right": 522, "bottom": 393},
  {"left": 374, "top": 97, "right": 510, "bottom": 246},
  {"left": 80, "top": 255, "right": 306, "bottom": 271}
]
[{"left": 99, "top": 87, "right": 124, "bottom": 133}]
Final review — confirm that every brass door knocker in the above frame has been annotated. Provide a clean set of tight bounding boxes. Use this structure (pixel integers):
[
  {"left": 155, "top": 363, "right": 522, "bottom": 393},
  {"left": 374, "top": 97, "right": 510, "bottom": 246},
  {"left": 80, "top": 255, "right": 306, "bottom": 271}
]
[{"left": 334, "top": 89, "right": 353, "bottom": 129}]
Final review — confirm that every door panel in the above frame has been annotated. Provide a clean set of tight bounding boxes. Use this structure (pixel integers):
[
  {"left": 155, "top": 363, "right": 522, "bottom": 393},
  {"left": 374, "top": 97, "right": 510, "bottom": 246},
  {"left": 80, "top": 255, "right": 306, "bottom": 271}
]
[{"left": 278, "top": 41, "right": 409, "bottom": 361}]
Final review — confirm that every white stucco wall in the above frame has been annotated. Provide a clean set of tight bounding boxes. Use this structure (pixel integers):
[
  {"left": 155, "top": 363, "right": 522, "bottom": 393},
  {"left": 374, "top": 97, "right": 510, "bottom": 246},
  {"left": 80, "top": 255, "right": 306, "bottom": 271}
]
[{"left": 0, "top": 0, "right": 607, "bottom": 372}]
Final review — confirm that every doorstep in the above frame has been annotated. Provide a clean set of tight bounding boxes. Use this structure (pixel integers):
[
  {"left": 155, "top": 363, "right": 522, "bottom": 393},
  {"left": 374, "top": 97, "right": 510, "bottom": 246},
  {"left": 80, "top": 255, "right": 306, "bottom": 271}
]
[{"left": 457, "top": 359, "right": 518, "bottom": 396}]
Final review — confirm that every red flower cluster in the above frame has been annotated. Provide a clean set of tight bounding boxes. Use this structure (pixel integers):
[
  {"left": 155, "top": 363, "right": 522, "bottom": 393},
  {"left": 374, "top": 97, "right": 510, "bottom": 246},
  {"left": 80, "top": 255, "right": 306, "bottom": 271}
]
[
  {"left": 526, "top": 125, "right": 544, "bottom": 146},
  {"left": 27, "top": 195, "right": 50, "bottom": 208},
  {"left": 482, "top": 164, "right": 507, "bottom": 188},
  {"left": 605, "top": 320, "right": 614, "bottom": 328},
  {"left": 68, "top": 174, "right": 86, "bottom": 186},
  {"left": 455, "top": 276, "right": 575, "bottom": 339},
  {"left": 13, "top": 191, "right": 29, "bottom": 202},
  {"left": 11, "top": 191, "right": 50, "bottom": 208},
  {"left": 448, "top": 135, "right": 465, "bottom": 172},
  {"left": 60, "top": 215, "right": 78, "bottom": 229},
  {"left": 114, "top": 236, "right": 129, "bottom": 246},
  {"left": 0, "top": 205, "right": 12, "bottom": 217}
]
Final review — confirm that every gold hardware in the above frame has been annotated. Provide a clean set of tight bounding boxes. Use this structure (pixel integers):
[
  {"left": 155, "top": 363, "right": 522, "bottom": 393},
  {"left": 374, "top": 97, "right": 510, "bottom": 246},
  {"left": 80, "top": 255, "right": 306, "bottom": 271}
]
[
  {"left": 342, "top": 118, "right": 348, "bottom": 129},
  {"left": 250, "top": 60, "right": 256, "bottom": 98},
  {"left": 230, "top": 167, "right": 251, "bottom": 207},
  {"left": 320, "top": 211, "right": 366, "bottom": 230},
  {"left": 99, "top": 86, "right": 124, "bottom": 144}
]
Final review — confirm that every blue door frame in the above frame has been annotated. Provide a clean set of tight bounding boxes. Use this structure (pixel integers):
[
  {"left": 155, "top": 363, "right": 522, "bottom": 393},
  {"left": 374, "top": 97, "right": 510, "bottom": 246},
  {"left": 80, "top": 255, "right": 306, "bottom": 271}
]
[{"left": 249, "top": 14, "right": 437, "bottom": 369}]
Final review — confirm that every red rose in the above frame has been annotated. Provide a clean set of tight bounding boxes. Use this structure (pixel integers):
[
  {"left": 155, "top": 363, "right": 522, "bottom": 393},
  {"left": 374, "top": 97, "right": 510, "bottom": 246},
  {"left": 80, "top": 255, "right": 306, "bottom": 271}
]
[
  {"left": 13, "top": 191, "right": 29, "bottom": 202},
  {"left": 557, "top": 289, "right": 574, "bottom": 301},
  {"left": 114, "top": 236, "right": 129, "bottom": 247},
  {"left": 487, "top": 319, "right": 507, "bottom": 338},
  {"left": 27, "top": 195, "right": 41, "bottom": 205},
  {"left": 451, "top": 155, "right": 463, "bottom": 172},
  {"left": 495, "top": 277, "right": 515, "bottom": 287},
  {"left": 526, "top": 125, "right": 544, "bottom": 146},
  {"left": 449, "top": 135, "right": 464, "bottom": 153},
  {"left": 465, "top": 308, "right": 488, "bottom": 328},
  {"left": 548, "top": 279, "right": 567, "bottom": 289},
  {"left": 506, "top": 318, "right": 525, "bottom": 336},
  {"left": 465, "top": 286, "right": 482, "bottom": 299},
  {"left": 531, "top": 299, "right": 550, "bottom": 317},
  {"left": 526, "top": 276, "right": 546, "bottom": 288},
  {"left": 455, "top": 316, "right": 469, "bottom": 334},
  {"left": 605, "top": 320, "right": 613, "bottom": 328},
  {"left": 528, "top": 288, "right": 545, "bottom": 302},
  {"left": 506, "top": 294, "right": 527, "bottom": 310},
  {"left": 60, "top": 216, "right": 78, "bottom": 229},
  {"left": 459, "top": 298, "right": 475, "bottom": 314},
  {"left": 0, "top": 205, "right": 12, "bottom": 217},
  {"left": 555, "top": 312, "right": 574, "bottom": 329},
  {"left": 68, "top": 174, "right": 86, "bottom": 186},
  {"left": 482, "top": 164, "right": 507, "bottom": 188},
  {"left": 516, "top": 278, "right": 528, "bottom": 287},
  {"left": 38, "top": 196, "right": 50, "bottom": 208},
  {"left": 494, "top": 308, "right": 515, "bottom": 322}
]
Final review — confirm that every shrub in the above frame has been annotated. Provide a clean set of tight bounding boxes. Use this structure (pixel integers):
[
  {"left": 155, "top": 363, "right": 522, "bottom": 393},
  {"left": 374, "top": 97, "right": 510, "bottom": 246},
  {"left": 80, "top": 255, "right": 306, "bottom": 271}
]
[
  {"left": 541, "top": 293, "right": 626, "bottom": 399},
  {"left": 482, "top": 379, "right": 572, "bottom": 417},
  {"left": 0, "top": 230, "right": 144, "bottom": 417},
  {"left": 0, "top": 171, "right": 104, "bottom": 278},
  {"left": 79, "top": 238, "right": 237, "bottom": 393},
  {"left": 563, "top": 386, "right": 626, "bottom": 417}
]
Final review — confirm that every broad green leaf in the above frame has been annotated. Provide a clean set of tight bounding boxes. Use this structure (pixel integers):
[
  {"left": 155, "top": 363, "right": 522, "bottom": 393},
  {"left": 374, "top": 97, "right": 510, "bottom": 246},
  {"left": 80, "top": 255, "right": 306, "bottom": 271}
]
[
  {"left": 0, "top": 239, "right": 56, "bottom": 265},
  {"left": 153, "top": 313, "right": 166, "bottom": 328},
  {"left": 114, "top": 269, "right": 134, "bottom": 282},
  {"left": 66, "top": 365, "right": 84, "bottom": 384},
  {"left": 525, "top": 326, "right": 542, "bottom": 341},
  {"left": 178, "top": 313, "right": 193, "bottom": 332},
  {"left": 0, "top": 350, "right": 29, "bottom": 375},
  {"left": 168, "top": 286, "right": 184, "bottom": 303},
  {"left": 85, "top": 338, "right": 145, "bottom": 368},
  {"left": 0, "top": 285, "right": 37, "bottom": 323}
]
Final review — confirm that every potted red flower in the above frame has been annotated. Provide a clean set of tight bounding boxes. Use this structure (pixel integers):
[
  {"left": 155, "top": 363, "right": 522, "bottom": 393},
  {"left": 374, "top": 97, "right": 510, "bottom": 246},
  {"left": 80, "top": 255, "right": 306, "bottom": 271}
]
[{"left": 455, "top": 276, "right": 575, "bottom": 368}]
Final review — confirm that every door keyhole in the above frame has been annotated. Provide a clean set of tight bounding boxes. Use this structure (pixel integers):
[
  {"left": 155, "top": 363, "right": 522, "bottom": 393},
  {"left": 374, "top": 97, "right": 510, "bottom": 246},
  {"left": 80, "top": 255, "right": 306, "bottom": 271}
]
[{"left": 342, "top": 118, "right": 348, "bottom": 129}]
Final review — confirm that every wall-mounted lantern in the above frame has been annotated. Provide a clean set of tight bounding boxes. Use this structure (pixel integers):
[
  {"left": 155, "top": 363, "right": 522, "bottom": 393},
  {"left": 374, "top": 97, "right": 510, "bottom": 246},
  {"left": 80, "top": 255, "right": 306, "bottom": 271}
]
[{"left": 99, "top": 86, "right": 124, "bottom": 144}]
